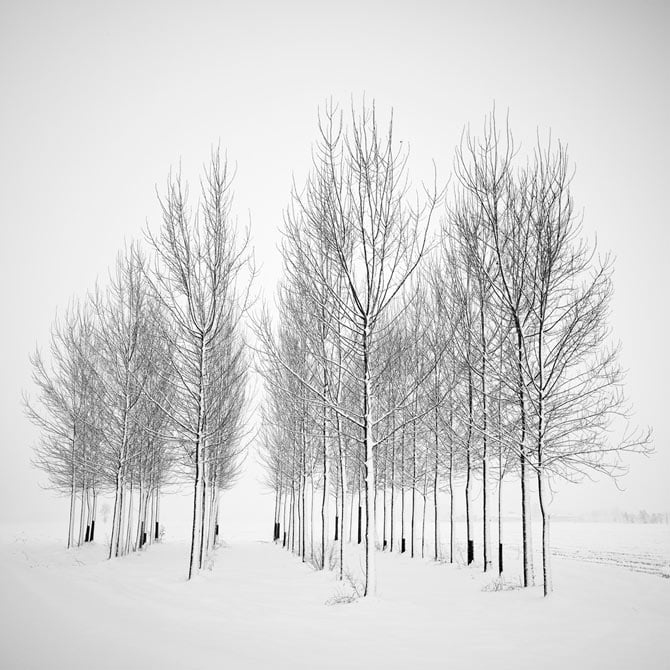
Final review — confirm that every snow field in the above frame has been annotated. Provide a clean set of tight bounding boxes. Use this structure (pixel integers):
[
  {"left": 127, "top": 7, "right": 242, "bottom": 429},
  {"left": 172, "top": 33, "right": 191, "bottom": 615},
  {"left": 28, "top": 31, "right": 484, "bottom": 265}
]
[
  {"left": 439, "top": 520, "right": 670, "bottom": 578},
  {"left": 1, "top": 521, "right": 669, "bottom": 669}
]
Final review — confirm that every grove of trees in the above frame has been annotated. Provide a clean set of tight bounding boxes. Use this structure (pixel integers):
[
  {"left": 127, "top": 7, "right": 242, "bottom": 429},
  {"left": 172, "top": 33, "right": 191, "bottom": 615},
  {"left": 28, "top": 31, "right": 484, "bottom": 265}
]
[
  {"left": 256, "top": 103, "right": 651, "bottom": 597},
  {"left": 25, "top": 103, "right": 650, "bottom": 597},
  {"left": 25, "top": 151, "right": 251, "bottom": 579}
]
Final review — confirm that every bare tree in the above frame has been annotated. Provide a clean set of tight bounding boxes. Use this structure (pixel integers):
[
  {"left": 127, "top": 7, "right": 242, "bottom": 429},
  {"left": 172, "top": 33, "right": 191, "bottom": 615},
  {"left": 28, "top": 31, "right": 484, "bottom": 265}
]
[
  {"left": 451, "top": 109, "right": 651, "bottom": 594},
  {"left": 257, "top": 100, "right": 439, "bottom": 595},
  {"left": 25, "top": 300, "right": 97, "bottom": 548},
  {"left": 146, "top": 149, "right": 252, "bottom": 579},
  {"left": 517, "top": 136, "right": 652, "bottom": 595},
  {"left": 454, "top": 110, "right": 538, "bottom": 585},
  {"left": 89, "top": 245, "right": 159, "bottom": 558}
]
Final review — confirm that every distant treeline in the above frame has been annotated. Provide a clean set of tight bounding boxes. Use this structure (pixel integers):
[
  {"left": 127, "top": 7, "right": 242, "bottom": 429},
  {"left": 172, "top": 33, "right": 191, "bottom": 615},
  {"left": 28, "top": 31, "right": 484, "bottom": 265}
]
[
  {"left": 617, "top": 511, "right": 668, "bottom": 524},
  {"left": 568, "top": 510, "right": 670, "bottom": 524}
]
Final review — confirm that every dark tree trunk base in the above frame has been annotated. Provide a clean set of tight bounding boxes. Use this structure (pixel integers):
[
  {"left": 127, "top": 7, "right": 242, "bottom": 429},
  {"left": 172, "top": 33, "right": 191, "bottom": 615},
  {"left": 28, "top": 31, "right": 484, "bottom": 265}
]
[{"left": 468, "top": 540, "right": 474, "bottom": 565}]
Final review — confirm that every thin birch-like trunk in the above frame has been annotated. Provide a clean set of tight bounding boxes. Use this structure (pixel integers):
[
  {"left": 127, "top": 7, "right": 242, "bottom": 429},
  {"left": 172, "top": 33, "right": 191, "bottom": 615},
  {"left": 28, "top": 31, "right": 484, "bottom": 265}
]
[
  {"left": 421, "top": 448, "right": 428, "bottom": 559},
  {"left": 401, "top": 424, "right": 406, "bottom": 552},
  {"left": 382, "top": 445, "right": 387, "bottom": 550},
  {"left": 68, "top": 433, "right": 76, "bottom": 550},
  {"left": 465, "top": 363, "right": 473, "bottom": 565},
  {"left": 390, "top": 420, "right": 395, "bottom": 553},
  {"left": 480, "top": 296, "right": 490, "bottom": 572},
  {"left": 411, "top": 418, "right": 416, "bottom": 558},
  {"left": 433, "top": 405, "right": 439, "bottom": 561},
  {"left": 449, "top": 404, "right": 454, "bottom": 564},
  {"left": 320, "top": 368, "right": 328, "bottom": 569},
  {"left": 198, "top": 456, "right": 208, "bottom": 569},
  {"left": 188, "top": 334, "right": 206, "bottom": 580},
  {"left": 337, "top": 426, "right": 346, "bottom": 580},
  {"left": 516, "top": 325, "right": 533, "bottom": 586}
]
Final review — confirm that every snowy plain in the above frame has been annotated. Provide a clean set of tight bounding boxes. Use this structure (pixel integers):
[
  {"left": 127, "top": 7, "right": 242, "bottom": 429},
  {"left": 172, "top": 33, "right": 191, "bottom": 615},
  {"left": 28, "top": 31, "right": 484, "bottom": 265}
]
[{"left": 1, "top": 511, "right": 669, "bottom": 670}]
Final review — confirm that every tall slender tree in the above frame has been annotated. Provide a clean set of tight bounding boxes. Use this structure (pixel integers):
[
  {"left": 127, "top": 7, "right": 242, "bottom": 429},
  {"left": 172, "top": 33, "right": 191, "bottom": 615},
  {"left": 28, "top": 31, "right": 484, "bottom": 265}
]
[{"left": 147, "top": 149, "right": 252, "bottom": 579}]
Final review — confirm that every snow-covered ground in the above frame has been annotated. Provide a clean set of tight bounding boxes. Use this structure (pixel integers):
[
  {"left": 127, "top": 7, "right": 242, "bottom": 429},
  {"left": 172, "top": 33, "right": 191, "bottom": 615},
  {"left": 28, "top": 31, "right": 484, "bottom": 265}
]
[
  {"left": 1, "top": 519, "right": 669, "bottom": 669},
  {"left": 443, "top": 519, "right": 670, "bottom": 578}
]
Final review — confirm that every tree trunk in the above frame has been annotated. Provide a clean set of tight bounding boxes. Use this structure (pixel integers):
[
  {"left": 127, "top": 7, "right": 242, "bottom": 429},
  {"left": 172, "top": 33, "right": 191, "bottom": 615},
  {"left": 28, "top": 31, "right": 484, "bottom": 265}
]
[
  {"left": 291, "top": 483, "right": 296, "bottom": 553},
  {"left": 537, "top": 317, "right": 550, "bottom": 595},
  {"left": 480, "top": 297, "right": 490, "bottom": 572},
  {"left": 198, "top": 466, "right": 208, "bottom": 569},
  {"left": 85, "top": 486, "right": 92, "bottom": 543},
  {"left": 466, "top": 364, "right": 473, "bottom": 566},
  {"left": 91, "top": 488, "right": 97, "bottom": 542},
  {"left": 310, "top": 476, "right": 315, "bottom": 562},
  {"left": 390, "top": 418, "right": 396, "bottom": 553},
  {"left": 516, "top": 325, "right": 532, "bottom": 586},
  {"left": 382, "top": 444, "right": 388, "bottom": 550},
  {"left": 320, "top": 372, "right": 328, "bottom": 569},
  {"left": 68, "top": 432, "right": 76, "bottom": 550},
  {"left": 155, "top": 489, "right": 161, "bottom": 541},
  {"left": 112, "top": 388, "right": 131, "bottom": 559},
  {"left": 115, "top": 481, "right": 124, "bottom": 558},
  {"left": 337, "top": 426, "right": 346, "bottom": 580},
  {"left": 125, "top": 480, "right": 134, "bottom": 555},
  {"left": 188, "top": 334, "right": 207, "bottom": 581},
  {"left": 497, "top": 320, "right": 504, "bottom": 576},
  {"left": 362, "top": 323, "right": 377, "bottom": 596},
  {"left": 348, "top": 481, "right": 354, "bottom": 544},
  {"left": 357, "top": 469, "right": 362, "bottom": 544},
  {"left": 290, "top": 483, "right": 295, "bottom": 553},
  {"left": 498, "top": 477, "right": 504, "bottom": 576},
  {"left": 449, "top": 404, "right": 454, "bottom": 564},
  {"left": 301, "top": 431, "right": 306, "bottom": 563},
  {"left": 282, "top": 483, "right": 287, "bottom": 544},
  {"left": 421, "top": 452, "right": 428, "bottom": 559},
  {"left": 538, "top": 470, "right": 551, "bottom": 596},
  {"left": 411, "top": 418, "right": 416, "bottom": 558},
  {"left": 78, "top": 452, "right": 86, "bottom": 546},
  {"left": 108, "top": 473, "right": 120, "bottom": 557},
  {"left": 433, "top": 407, "right": 439, "bottom": 561},
  {"left": 135, "top": 479, "right": 144, "bottom": 551}
]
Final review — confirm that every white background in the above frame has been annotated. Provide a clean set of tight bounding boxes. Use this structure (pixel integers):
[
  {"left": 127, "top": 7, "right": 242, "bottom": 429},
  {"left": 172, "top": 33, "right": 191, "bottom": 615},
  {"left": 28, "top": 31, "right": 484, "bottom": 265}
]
[{"left": 1, "top": 0, "right": 667, "bottom": 531}]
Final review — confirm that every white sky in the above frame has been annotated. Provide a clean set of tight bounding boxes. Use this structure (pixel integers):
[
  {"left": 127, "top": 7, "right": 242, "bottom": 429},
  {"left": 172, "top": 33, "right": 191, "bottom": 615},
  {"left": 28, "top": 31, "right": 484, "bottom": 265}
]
[{"left": 1, "top": 0, "right": 668, "bottom": 525}]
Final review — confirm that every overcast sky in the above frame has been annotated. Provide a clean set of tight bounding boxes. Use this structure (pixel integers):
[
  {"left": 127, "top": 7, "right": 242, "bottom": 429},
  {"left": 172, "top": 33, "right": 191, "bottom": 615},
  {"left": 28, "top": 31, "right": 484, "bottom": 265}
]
[{"left": 1, "top": 0, "right": 668, "bottom": 527}]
